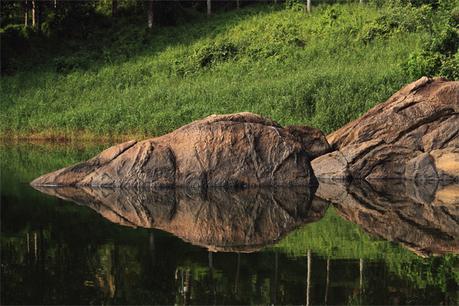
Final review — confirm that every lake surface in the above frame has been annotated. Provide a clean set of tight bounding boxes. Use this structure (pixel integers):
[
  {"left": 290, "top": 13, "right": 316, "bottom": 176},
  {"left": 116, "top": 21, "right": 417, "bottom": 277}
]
[{"left": 1, "top": 143, "right": 458, "bottom": 305}]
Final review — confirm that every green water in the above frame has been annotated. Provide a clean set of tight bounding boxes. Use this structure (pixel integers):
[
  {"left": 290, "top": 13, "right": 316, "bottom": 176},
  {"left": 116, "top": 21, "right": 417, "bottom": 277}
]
[{"left": 1, "top": 143, "right": 458, "bottom": 305}]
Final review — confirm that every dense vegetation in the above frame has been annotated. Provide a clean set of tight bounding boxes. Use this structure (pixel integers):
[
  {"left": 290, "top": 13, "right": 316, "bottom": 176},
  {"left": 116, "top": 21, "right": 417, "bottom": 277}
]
[{"left": 1, "top": 0, "right": 458, "bottom": 139}]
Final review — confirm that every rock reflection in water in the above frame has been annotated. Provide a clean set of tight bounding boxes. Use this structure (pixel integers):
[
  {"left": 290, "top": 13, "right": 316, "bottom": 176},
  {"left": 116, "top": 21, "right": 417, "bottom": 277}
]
[
  {"left": 33, "top": 186, "right": 327, "bottom": 252},
  {"left": 316, "top": 180, "right": 459, "bottom": 256},
  {"left": 33, "top": 180, "right": 459, "bottom": 256}
]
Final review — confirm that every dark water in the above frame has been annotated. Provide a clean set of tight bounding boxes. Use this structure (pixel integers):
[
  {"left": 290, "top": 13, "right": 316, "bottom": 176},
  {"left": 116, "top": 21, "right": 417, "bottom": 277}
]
[{"left": 1, "top": 143, "right": 458, "bottom": 305}]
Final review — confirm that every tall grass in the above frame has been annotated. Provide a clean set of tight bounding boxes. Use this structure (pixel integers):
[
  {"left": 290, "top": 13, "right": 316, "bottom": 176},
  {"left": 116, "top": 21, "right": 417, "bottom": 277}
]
[{"left": 1, "top": 3, "right": 430, "bottom": 139}]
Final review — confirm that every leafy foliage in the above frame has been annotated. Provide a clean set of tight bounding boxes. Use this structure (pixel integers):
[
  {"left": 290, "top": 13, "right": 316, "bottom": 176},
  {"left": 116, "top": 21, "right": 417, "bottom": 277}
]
[
  {"left": 403, "top": 0, "right": 459, "bottom": 79},
  {"left": 359, "top": 3, "right": 432, "bottom": 43}
]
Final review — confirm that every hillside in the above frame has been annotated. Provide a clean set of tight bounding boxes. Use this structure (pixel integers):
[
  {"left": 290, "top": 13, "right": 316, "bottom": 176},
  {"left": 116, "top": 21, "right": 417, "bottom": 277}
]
[{"left": 1, "top": 2, "right": 458, "bottom": 140}]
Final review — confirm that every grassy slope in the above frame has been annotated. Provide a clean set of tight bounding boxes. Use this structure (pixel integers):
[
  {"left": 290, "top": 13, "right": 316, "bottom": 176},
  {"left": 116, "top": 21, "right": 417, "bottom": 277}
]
[{"left": 1, "top": 3, "right": 428, "bottom": 139}]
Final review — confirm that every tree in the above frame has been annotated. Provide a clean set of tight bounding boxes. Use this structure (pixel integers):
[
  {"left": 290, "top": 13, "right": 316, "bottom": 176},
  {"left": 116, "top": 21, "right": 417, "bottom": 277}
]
[
  {"left": 31, "top": 0, "right": 37, "bottom": 28},
  {"left": 207, "top": 0, "right": 211, "bottom": 16},
  {"left": 112, "top": 0, "right": 117, "bottom": 17},
  {"left": 24, "top": 0, "right": 29, "bottom": 26},
  {"left": 306, "top": 0, "right": 311, "bottom": 13},
  {"left": 148, "top": 1, "right": 154, "bottom": 29}
]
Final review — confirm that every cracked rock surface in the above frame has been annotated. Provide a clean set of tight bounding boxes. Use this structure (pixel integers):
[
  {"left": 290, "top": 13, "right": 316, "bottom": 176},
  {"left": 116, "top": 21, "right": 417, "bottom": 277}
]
[
  {"left": 31, "top": 112, "right": 330, "bottom": 188},
  {"left": 312, "top": 77, "right": 459, "bottom": 182}
]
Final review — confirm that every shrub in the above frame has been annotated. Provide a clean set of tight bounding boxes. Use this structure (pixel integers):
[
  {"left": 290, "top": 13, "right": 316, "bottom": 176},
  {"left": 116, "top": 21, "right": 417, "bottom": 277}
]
[
  {"left": 403, "top": 1, "right": 459, "bottom": 80},
  {"left": 359, "top": 3, "right": 432, "bottom": 42},
  {"left": 438, "top": 51, "right": 459, "bottom": 79},
  {"left": 404, "top": 51, "right": 444, "bottom": 79}
]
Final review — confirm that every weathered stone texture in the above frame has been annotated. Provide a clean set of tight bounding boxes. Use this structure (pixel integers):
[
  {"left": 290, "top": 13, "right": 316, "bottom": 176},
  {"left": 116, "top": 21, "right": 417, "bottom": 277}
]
[
  {"left": 313, "top": 77, "right": 459, "bottom": 181},
  {"left": 32, "top": 112, "right": 330, "bottom": 188}
]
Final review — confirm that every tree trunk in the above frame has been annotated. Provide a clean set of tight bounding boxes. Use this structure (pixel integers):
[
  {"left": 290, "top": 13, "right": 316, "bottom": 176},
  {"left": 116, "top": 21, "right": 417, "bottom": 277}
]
[
  {"left": 234, "top": 253, "right": 240, "bottom": 293},
  {"left": 32, "top": 0, "right": 41, "bottom": 28},
  {"left": 306, "top": 0, "right": 311, "bottom": 13},
  {"left": 24, "top": 0, "right": 29, "bottom": 26},
  {"left": 272, "top": 252, "right": 278, "bottom": 304},
  {"left": 360, "top": 0, "right": 364, "bottom": 3},
  {"left": 359, "top": 258, "right": 364, "bottom": 293},
  {"left": 207, "top": 0, "right": 211, "bottom": 16},
  {"left": 149, "top": 232, "right": 155, "bottom": 266},
  {"left": 324, "top": 258, "right": 330, "bottom": 304},
  {"left": 112, "top": 0, "right": 117, "bottom": 17},
  {"left": 237, "top": 0, "right": 240, "bottom": 10},
  {"left": 54, "top": 0, "right": 57, "bottom": 9},
  {"left": 147, "top": 0, "right": 154, "bottom": 29},
  {"left": 31, "top": 0, "right": 36, "bottom": 28},
  {"left": 306, "top": 250, "right": 311, "bottom": 306}
]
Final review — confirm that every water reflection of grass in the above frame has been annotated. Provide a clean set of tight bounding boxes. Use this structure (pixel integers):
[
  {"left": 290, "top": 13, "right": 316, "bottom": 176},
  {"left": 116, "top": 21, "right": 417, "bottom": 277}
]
[
  {"left": 274, "top": 207, "right": 403, "bottom": 259},
  {"left": 273, "top": 207, "right": 459, "bottom": 291}
]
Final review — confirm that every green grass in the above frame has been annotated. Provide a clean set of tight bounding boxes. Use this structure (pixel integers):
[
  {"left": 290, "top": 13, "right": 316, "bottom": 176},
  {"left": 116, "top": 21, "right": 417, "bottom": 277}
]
[{"left": 0, "top": 3, "right": 433, "bottom": 139}]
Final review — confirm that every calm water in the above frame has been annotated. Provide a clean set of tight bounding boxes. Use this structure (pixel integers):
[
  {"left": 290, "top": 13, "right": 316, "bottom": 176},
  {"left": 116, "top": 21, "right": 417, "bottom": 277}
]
[{"left": 1, "top": 143, "right": 458, "bottom": 305}]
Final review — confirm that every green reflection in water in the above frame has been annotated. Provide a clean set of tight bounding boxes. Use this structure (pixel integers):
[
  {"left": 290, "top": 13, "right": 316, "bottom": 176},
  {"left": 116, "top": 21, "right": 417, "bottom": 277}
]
[
  {"left": 1, "top": 143, "right": 458, "bottom": 305},
  {"left": 273, "top": 207, "right": 459, "bottom": 292}
]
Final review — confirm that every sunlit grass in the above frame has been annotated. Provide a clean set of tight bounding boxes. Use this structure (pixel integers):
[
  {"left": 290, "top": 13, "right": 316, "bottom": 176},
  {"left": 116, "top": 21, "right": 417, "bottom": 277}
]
[{"left": 1, "top": 3, "right": 428, "bottom": 139}]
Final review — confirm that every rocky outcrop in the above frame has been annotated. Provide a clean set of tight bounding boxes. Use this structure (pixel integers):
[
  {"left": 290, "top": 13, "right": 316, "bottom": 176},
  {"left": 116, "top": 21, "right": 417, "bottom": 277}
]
[
  {"left": 316, "top": 180, "right": 459, "bottom": 256},
  {"left": 31, "top": 113, "right": 330, "bottom": 188},
  {"left": 312, "top": 77, "right": 459, "bottom": 182},
  {"left": 33, "top": 186, "right": 327, "bottom": 252}
]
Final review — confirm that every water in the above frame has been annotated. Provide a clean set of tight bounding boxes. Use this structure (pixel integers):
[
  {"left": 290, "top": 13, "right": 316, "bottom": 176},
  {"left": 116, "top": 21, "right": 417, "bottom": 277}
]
[{"left": 1, "top": 143, "right": 458, "bottom": 305}]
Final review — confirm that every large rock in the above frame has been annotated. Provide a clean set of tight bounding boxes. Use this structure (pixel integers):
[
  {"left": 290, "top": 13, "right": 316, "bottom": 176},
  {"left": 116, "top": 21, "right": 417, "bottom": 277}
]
[
  {"left": 312, "top": 77, "right": 459, "bottom": 181},
  {"left": 31, "top": 113, "right": 330, "bottom": 188},
  {"left": 33, "top": 186, "right": 327, "bottom": 252}
]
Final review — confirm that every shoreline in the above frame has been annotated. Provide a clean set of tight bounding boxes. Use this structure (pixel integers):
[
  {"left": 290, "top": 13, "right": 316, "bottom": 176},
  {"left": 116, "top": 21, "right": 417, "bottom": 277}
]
[{"left": 0, "top": 131, "right": 147, "bottom": 143}]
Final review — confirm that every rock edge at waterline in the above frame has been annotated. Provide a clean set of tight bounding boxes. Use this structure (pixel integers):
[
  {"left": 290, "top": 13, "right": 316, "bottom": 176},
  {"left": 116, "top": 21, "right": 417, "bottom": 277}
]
[
  {"left": 31, "top": 112, "right": 330, "bottom": 188},
  {"left": 31, "top": 77, "right": 459, "bottom": 187}
]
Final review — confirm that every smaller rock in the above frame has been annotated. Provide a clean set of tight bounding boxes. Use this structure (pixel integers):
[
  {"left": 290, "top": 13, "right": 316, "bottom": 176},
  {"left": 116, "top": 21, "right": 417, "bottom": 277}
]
[
  {"left": 311, "top": 151, "right": 350, "bottom": 181},
  {"left": 431, "top": 147, "right": 459, "bottom": 182},
  {"left": 405, "top": 152, "right": 437, "bottom": 181}
]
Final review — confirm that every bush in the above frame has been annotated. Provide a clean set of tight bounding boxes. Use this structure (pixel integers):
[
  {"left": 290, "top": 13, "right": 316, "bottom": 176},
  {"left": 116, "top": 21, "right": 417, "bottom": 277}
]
[
  {"left": 404, "top": 51, "right": 444, "bottom": 78},
  {"left": 429, "top": 26, "right": 459, "bottom": 55},
  {"left": 359, "top": 3, "right": 432, "bottom": 42},
  {"left": 172, "top": 40, "right": 239, "bottom": 76},
  {"left": 438, "top": 51, "right": 459, "bottom": 79},
  {"left": 285, "top": 0, "right": 305, "bottom": 12},
  {"left": 403, "top": 1, "right": 459, "bottom": 80}
]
